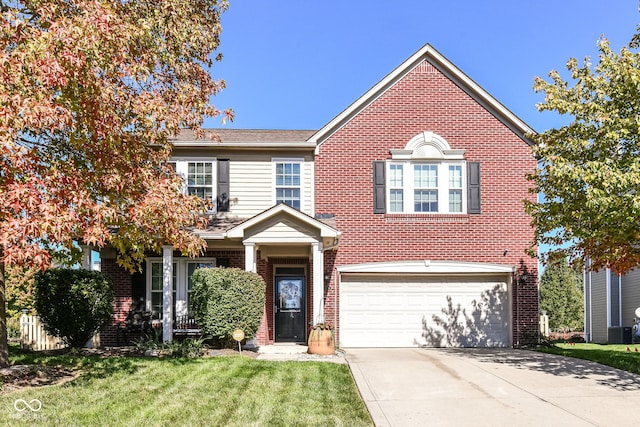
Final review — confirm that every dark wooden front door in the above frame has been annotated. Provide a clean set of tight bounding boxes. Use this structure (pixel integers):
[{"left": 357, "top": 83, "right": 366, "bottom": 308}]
[{"left": 275, "top": 275, "right": 305, "bottom": 342}]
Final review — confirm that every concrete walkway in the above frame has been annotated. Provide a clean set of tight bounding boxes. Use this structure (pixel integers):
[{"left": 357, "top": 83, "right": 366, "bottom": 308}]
[
  {"left": 345, "top": 348, "right": 640, "bottom": 427},
  {"left": 255, "top": 343, "right": 347, "bottom": 363}
]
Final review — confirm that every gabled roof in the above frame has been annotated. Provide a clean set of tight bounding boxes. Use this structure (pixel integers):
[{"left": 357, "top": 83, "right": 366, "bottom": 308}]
[
  {"left": 308, "top": 43, "right": 536, "bottom": 149},
  {"left": 226, "top": 203, "right": 341, "bottom": 240}
]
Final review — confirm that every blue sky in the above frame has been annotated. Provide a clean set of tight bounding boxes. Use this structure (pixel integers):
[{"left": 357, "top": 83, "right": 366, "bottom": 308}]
[{"left": 206, "top": 1, "right": 639, "bottom": 134}]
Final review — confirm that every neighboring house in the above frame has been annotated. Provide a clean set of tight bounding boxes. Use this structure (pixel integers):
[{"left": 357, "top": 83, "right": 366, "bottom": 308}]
[
  {"left": 584, "top": 268, "right": 640, "bottom": 343},
  {"left": 93, "top": 44, "right": 539, "bottom": 348}
]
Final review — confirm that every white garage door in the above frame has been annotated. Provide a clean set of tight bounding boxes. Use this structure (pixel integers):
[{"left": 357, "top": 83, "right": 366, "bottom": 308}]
[{"left": 339, "top": 274, "right": 511, "bottom": 348}]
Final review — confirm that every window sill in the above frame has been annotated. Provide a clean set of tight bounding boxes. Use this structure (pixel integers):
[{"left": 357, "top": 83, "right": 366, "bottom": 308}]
[{"left": 384, "top": 213, "right": 470, "bottom": 223}]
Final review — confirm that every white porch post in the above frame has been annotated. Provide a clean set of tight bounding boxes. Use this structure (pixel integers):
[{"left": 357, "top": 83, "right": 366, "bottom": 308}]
[
  {"left": 312, "top": 242, "right": 324, "bottom": 324},
  {"left": 80, "top": 245, "right": 92, "bottom": 270},
  {"left": 245, "top": 243, "right": 256, "bottom": 273},
  {"left": 162, "top": 245, "right": 173, "bottom": 342},
  {"left": 244, "top": 242, "right": 257, "bottom": 348}
]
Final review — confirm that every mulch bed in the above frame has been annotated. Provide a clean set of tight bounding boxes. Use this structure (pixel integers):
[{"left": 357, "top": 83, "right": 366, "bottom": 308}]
[
  {"left": 0, "top": 365, "right": 77, "bottom": 395},
  {"left": 0, "top": 346, "right": 258, "bottom": 395}
]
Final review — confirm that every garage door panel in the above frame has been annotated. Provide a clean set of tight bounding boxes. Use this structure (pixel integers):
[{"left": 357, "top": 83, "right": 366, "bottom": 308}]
[{"left": 340, "top": 275, "right": 510, "bottom": 348}]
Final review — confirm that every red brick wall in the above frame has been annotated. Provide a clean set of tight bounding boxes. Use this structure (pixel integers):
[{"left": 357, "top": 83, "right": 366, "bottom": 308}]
[
  {"left": 315, "top": 59, "right": 539, "bottom": 346},
  {"left": 100, "top": 258, "right": 133, "bottom": 347},
  {"left": 204, "top": 249, "right": 244, "bottom": 268}
]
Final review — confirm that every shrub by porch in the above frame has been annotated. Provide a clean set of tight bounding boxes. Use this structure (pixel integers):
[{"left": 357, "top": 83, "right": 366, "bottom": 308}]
[{"left": 191, "top": 267, "right": 266, "bottom": 347}]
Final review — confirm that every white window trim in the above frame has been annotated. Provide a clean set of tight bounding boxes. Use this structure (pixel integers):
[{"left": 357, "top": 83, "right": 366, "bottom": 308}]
[
  {"left": 272, "top": 157, "right": 304, "bottom": 209},
  {"left": 171, "top": 157, "right": 218, "bottom": 212},
  {"left": 386, "top": 160, "right": 467, "bottom": 214},
  {"left": 146, "top": 257, "right": 216, "bottom": 319}
]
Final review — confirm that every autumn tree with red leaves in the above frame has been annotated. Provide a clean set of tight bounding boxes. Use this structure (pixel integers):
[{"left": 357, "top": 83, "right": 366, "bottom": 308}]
[{"left": 0, "top": 0, "right": 232, "bottom": 366}]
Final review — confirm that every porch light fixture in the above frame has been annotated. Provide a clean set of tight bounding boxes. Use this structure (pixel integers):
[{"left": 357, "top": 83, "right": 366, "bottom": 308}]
[
  {"left": 324, "top": 274, "right": 332, "bottom": 292},
  {"left": 519, "top": 271, "right": 529, "bottom": 284}
]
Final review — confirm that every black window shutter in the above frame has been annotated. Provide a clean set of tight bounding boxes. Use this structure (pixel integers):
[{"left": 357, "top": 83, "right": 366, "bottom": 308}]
[
  {"left": 217, "top": 159, "right": 230, "bottom": 212},
  {"left": 467, "top": 162, "right": 481, "bottom": 214},
  {"left": 373, "top": 161, "right": 386, "bottom": 214}
]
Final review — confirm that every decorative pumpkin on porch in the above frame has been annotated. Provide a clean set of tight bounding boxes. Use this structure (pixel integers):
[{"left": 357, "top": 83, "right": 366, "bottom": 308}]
[{"left": 307, "top": 322, "right": 335, "bottom": 355}]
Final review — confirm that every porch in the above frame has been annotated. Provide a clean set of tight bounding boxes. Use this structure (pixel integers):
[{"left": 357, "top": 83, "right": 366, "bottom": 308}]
[{"left": 116, "top": 204, "right": 341, "bottom": 346}]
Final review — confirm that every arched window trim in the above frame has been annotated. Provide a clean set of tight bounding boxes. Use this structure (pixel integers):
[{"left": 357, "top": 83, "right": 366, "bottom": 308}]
[{"left": 390, "top": 131, "right": 465, "bottom": 160}]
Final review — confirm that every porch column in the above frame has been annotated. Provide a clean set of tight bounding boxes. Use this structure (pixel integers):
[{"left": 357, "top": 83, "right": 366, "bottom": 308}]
[
  {"left": 312, "top": 242, "right": 324, "bottom": 324},
  {"left": 245, "top": 243, "right": 256, "bottom": 273},
  {"left": 162, "top": 245, "right": 173, "bottom": 342},
  {"left": 80, "top": 245, "right": 92, "bottom": 270}
]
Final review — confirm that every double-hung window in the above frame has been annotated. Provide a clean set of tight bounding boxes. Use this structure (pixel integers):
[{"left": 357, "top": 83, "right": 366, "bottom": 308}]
[
  {"left": 413, "top": 164, "right": 439, "bottom": 212},
  {"left": 149, "top": 261, "right": 177, "bottom": 321},
  {"left": 386, "top": 161, "right": 465, "bottom": 214},
  {"left": 147, "top": 258, "right": 216, "bottom": 320},
  {"left": 172, "top": 159, "right": 217, "bottom": 211},
  {"left": 274, "top": 158, "right": 302, "bottom": 210},
  {"left": 187, "top": 162, "right": 214, "bottom": 200},
  {"left": 448, "top": 165, "right": 463, "bottom": 213},
  {"left": 389, "top": 164, "right": 404, "bottom": 212}
]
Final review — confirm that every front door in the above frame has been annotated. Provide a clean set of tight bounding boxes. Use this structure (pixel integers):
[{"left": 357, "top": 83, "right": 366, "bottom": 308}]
[{"left": 275, "top": 275, "right": 305, "bottom": 342}]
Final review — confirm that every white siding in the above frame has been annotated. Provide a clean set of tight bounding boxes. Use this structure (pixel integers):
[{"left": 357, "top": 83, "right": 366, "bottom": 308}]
[
  {"left": 169, "top": 148, "right": 314, "bottom": 219},
  {"left": 229, "top": 153, "right": 314, "bottom": 218},
  {"left": 229, "top": 155, "right": 273, "bottom": 217}
]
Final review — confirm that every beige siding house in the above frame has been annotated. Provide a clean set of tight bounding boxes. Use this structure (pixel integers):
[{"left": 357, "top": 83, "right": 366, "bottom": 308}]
[
  {"left": 585, "top": 267, "right": 640, "bottom": 344},
  {"left": 172, "top": 129, "right": 316, "bottom": 220}
]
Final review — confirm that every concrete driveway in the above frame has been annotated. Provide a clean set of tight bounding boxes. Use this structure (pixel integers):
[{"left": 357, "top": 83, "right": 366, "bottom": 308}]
[{"left": 345, "top": 348, "right": 640, "bottom": 427}]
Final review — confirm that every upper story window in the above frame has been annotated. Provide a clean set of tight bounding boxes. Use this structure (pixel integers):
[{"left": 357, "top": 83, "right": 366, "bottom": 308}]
[
  {"left": 274, "top": 158, "right": 303, "bottom": 210},
  {"left": 186, "top": 162, "right": 213, "bottom": 200},
  {"left": 374, "top": 132, "right": 480, "bottom": 215},
  {"left": 170, "top": 158, "right": 229, "bottom": 213},
  {"left": 387, "top": 161, "right": 464, "bottom": 214},
  {"left": 448, "top": 165, "right": 463, "bottom": 213}
]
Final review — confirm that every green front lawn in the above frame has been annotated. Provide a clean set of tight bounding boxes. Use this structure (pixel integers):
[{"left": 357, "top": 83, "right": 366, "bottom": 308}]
[
  {"left": 538, "top": 342, "right": 640, "bottom": 375},
  {"left": 0, "top": 349, "right": 372, "bottom": 426}
]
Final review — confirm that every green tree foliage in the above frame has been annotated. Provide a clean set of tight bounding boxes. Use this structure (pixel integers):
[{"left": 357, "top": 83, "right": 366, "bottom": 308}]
[
  {"left": 190, "top": 268, "right": 266, "bottom": 348},
  {"left": 539, "top": 259, "right": 584, "bottom": 331},
  {"left": 34, "top": 268, "right": 114, "bottom": 348},
  {"left": 526, "top": 26, "right": 640, "bottom": 274}
]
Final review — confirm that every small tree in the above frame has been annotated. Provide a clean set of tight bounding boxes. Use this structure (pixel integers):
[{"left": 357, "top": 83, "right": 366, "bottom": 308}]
[
  {"left": 34, "top": 268, "right": 114, "bottom": 348},
  {"left": 190, "top": 268, "right": 266, "bottom": 347},
  {"left": 527, "top": 26, "right": 640, "bottom": 274},
  {"left": 539, "top": 259, "right": 584, "bottom": 332}
]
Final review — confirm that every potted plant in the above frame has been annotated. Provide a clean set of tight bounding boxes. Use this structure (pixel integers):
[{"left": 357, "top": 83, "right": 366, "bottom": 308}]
[{"left": 307, "top": 322, "right": 335, "bottom": 355}]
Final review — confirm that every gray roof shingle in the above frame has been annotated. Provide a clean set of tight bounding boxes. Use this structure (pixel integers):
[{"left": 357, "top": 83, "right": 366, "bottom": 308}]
[{"left": 174, "top": 128, "right": 316, "bottom": 145}]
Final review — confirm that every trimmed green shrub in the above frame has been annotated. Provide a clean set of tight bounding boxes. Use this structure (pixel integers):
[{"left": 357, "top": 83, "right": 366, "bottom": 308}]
[
  {"left": 190, "top": 267, "right": 266, "bottom": 347},
  {"left": 34, "top": 268, "right": 114, "bottom": 348}
]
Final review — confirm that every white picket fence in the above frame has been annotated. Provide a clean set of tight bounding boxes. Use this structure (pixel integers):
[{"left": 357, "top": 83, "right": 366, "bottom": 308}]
[{"left": 19, "top": 314, "right": 100, "bottom": 351}]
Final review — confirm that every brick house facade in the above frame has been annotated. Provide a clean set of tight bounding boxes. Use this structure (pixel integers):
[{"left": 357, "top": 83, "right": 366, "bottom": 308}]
[{"left": 97, "top": 44, "right": 538, "bottom": 348}]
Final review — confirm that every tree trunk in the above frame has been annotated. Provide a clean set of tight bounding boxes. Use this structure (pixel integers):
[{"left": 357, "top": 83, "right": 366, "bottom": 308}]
[{"left": 0, "top": 249, "right": 8, "bottom": 367}]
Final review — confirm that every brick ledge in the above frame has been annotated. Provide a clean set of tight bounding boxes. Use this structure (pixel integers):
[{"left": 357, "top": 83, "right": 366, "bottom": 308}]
[{"left": 384, "top": 214, "right": 470, "bottom": 223}]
